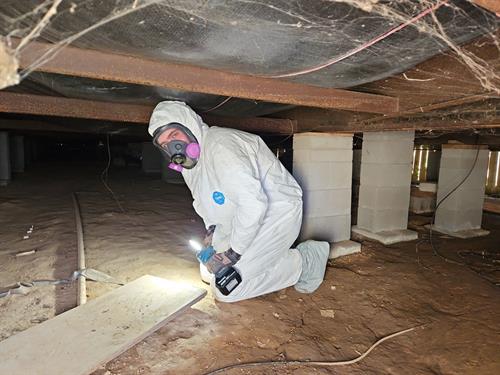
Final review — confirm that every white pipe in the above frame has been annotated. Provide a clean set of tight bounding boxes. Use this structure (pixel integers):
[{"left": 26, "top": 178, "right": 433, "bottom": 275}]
[{"left": 72, "top": 193, "right": 87, "bottom": 305}]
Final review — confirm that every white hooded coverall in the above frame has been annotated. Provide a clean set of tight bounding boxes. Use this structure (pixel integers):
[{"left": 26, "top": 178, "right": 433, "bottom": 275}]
[{"left": 149, "top": 101, "right": 303, "bottom": 302}]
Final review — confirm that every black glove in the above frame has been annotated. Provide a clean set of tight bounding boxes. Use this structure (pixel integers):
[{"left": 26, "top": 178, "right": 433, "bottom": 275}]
[
  {"left": 205, "top": 248, "right": 241, "bottom": 275},
  {"left": 203, "top": 225, "right": 216, "bottom": 247}
]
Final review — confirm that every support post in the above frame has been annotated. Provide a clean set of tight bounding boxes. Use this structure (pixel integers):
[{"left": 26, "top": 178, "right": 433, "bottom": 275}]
[
  {"left": 432, "top": 144, "right": 490, "bottom": 238},
  {"left": 0, "top": 132, "right": 11, "bottom": 186},
  {"left": 293, "top": 133, "right": 361, "bottom": 259},
  {"left": 352, "top": 131, "right": 418, "bottom": 245},
  {"left": 10, "top": 135, "right": 25, "bottom": 173}
]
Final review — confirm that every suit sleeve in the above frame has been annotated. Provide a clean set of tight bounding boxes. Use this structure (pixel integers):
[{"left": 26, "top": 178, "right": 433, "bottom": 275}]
[{"left": 214, "top": 146, "right": 268, "bottom": 255}]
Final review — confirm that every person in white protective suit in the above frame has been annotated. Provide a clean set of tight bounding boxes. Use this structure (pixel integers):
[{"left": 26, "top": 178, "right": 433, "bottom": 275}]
[{"left": 148, "top": 101, "right": 329, "bottom": 302}]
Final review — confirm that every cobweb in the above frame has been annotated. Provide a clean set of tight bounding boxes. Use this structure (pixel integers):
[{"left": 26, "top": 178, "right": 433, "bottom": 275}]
[{"left": 0, "top": 0, "right": 498, "bottom": 99}]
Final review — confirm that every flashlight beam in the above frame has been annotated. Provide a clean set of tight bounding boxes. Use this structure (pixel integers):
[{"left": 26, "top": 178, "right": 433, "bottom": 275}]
[{"left": 189, "top": 239, "right": 202, "bottom": 252}]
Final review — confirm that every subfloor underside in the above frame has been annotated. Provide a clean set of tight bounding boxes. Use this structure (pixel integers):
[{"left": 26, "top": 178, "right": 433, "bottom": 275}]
[{"left": 0, "top": 162, "right": 499, "bottom": 375}]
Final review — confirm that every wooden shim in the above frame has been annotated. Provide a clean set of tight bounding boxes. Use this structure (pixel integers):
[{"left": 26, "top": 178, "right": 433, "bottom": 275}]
[
  {"left": 484, "top": 197, "right": 500, "bottom": 214},
  {"left": 441, "top": 144, "right": 489, "bottom": 149},
  {"left": 0, "top": 275, "right": 206, "bottom": 375}
]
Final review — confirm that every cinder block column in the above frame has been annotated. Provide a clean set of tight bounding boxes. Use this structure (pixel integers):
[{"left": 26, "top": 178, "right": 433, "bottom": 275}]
[
  {"left": 433, "top": 144, "right": 489, "bottom": 238},
  {"left": 352, "top": 131, "right": 418, "bottom": 245},
  {"left": 293, "top": 133, "right": 361, "bottom": 259},
  {"left": 10, "top": 135, "right": 25, "bottom": 173},
  {"left": 141, "top": 142, "right": 162, "bottom": 174},
  {"left": 0, "top": 132, "right": 11, "bottom": 186}
]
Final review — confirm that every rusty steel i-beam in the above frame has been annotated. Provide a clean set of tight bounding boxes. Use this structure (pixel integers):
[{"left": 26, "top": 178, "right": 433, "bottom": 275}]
[
  {"left": 0, "top": 92, "right": 297, "bottom": 134},
  {"left": 17, "top": 41, "right": 399, "bottom": 114}
]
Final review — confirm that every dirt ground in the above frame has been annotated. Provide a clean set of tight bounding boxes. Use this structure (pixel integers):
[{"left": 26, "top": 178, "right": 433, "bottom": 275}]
[{"left": 1, "top": 161, "right": 499, "bottom": 375}]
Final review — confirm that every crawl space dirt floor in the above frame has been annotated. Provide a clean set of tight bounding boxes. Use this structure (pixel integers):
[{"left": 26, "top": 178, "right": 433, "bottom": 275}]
[{"left": 1, "top": 161, "right": 499, "bottom": 375}]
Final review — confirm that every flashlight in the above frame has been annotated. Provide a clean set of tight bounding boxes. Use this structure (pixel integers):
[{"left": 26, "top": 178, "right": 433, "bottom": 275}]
[
  {"left": 189, "top": 239, "right": 203, "bottom": 252},
  {"left": 188, "top": 239, "right": 242, "bottom": 294},
  {"left": 189, "top": 239, "right": 212, "bottom": 284}
]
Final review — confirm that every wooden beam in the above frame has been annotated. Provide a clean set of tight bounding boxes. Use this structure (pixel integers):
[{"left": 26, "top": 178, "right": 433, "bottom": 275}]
[
  {"left": 338, "top": 116, "right": 500, "bottom": 133},
  {"left": 357, "top": 33, "right": 499, "bottom": 111},
  {"left": 472, "top": 0, "right": 500, "bottom": 15},
  {"left": 17, "top": 41, "right": 398, "bottom": 114},
  {"left": 203, "top": 113, "right": 296, "bottom": 134},
  {"left": 402, "top": 94, "right": 498, "bottom": 115},
  {"left": 357, "top": 94, "right": 498, "bottom": 125},
  {"left": 274, "top": 105, "right": 500, "bottom": 133},
  {"left": 305, "top": 120, "right": 500, "bottom": 133},
  {"left": 271, "top": 107, "right": 373, "bottom": 132},
  {"left": 414, "top": 132, "right": 500, "bottom": 147},
  {"left": 295, "top": 98, "right": 499, "bottom": 132},
  {"left": 347, "top": 99, "right": 499, "bottom": 132},
  {"left": 272, "top": 34, "right": 500, "bottom": 131},
  {"left": 0, "top": 92, "right": 296, "bottom": 134},
  {"left": 273, "top": 91, "right": 499, "bottom": 133}
]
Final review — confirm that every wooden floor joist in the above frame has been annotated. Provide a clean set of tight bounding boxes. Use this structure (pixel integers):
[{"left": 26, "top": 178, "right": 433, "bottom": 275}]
[
  {"left": 17, "top": 41, "right": 399, "bottom": 114},
  {"left": 0, "top": 275, "right": 206, "bottom": 375},
  {"left": 333, "top": 118, "right": 500, "bottom": 133},
  {"left": 296, "top": 116, "right": 500, "bottom": 133},
  {"left": 472, "top": 0, "right": 500, "bottom": 14},
  {"left": 0, "top": 92, "right": 297, "bottom": 134}
]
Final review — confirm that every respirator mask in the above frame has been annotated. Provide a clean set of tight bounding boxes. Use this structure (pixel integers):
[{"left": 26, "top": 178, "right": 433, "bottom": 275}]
[{"left": 152, "top": 123, "right": 200, "bottom": 172}]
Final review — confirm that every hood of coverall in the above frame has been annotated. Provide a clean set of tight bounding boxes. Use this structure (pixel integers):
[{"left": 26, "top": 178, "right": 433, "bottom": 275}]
[{"left": 148, "top": 101, "right": 209, "bottom": 146}]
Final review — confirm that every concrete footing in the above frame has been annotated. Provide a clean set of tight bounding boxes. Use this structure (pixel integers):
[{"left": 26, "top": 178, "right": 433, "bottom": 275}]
[
  {"left": 425, "top": 224, "right": 490, "bottom": 239},
  {"left": 329, "top": 240, "right": 361, "bottom": 259},
  {"left": 352, "top": 226, "right": 418, "bottom": 245},
  {"left": 293, "top": 133, "right": 360, "bottom": 253}
]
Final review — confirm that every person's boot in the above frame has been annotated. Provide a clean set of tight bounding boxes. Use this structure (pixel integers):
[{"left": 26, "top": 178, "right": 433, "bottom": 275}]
[{"left": 294, "top": 240, "right": 329, "bottom": 293}]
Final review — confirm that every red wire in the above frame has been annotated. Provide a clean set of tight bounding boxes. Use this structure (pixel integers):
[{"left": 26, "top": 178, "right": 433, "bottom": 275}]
[{"left": 271, "top": 0, "right": 449, "bottom": 79}]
